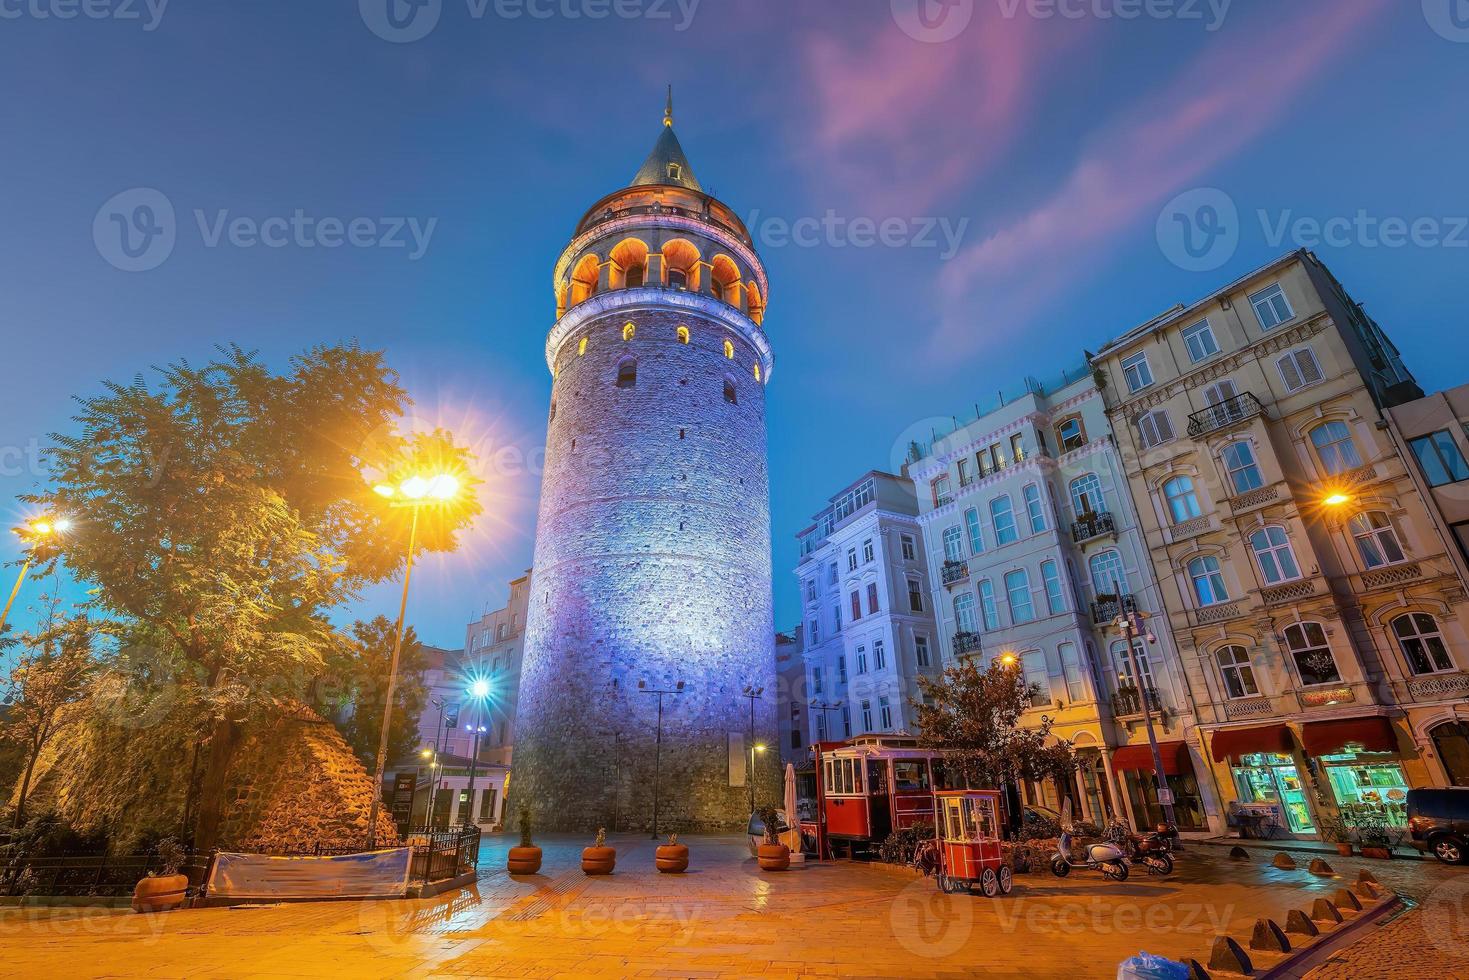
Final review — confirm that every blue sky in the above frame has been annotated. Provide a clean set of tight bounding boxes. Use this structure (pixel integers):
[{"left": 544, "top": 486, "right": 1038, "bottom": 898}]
[{"left": 2, "top": 0, "right": 1467, "bottom": 648}]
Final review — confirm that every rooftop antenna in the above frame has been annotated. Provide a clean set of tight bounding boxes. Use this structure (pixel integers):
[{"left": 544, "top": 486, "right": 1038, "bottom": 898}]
[{"left": 664, "top": 85, "right": 673, "bottom": 128}]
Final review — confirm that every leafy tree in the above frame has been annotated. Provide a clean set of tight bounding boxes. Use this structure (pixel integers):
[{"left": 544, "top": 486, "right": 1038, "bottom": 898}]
[
  {"left": 24, "top": 344, "right": 479, "bottom": 851},
  {"left": 3, "top": 613, "right": 98, "bottom": 826},
  {"left": 912, "top": 659, "right": 1076, "bottom": 791},
  {"left": 316, "top": 616, "right": 429, "bottom": 769}
]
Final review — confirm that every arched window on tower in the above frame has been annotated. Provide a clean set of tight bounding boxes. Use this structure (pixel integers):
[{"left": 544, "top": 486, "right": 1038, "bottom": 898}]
[
  {"left": 568, "top": 254, "right": 600, "bottom": 308},
  {"left": 711, "top": 255, "right": 741, "bottom": 308},
  {"left": 723, "top": 338, "right": 735, "bottom": 360},
  {"left": 616, "top": 356, "right": 637, "bottom": 389},
  {"left": 677, "top": 325, "right": 690, "bottom": 345},
  {"left": 610, "top": 238, "right": 649, "bottom": 290},
  {"left": 753, "top": 363, "right": 762, "bottom": 382},
  {"left": 623, "top": 322, "right": 636, "bottom": 342},
  {"left": 724, "top": 376, "right": 738, "bottom": 405},
  {"left": 549, "top": 398, "right": 557, "bottom": 423},
  {"left": 578, "top": 337, "right": 588, "bottom": 357},
  {"left": 662, "top": 239, "right": 700, "bottom": 291}
]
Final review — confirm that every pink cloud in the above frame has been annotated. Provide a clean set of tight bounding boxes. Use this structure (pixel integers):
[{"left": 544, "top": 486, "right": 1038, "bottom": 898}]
[{"left": 927, "top": 0, "right": 1393, "bottom": 362}]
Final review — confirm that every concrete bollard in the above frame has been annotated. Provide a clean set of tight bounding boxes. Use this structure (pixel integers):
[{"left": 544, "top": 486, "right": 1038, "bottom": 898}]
[
  {"left": 1207, "top": 936, "right": 1254, "bottom": 975},
  {"left": 1249, "top": 918, "right": 1292, "bottom": 953},
  {"left": 1271, "top": 852, "right": 1297, "bottom": 870},
  {"left": 1229, "top": 846, "right": 1250, "bottom": 860},
  {"left": 1333, "top": 888, "right": 1363, "bottom": 911},
  {"left": 1354, "top": 880, "right": 1382, "bottom": 900},
  {"left": 1186, "top": 959, "right": 1212, "bottom": 980},
  {"left": 1310, "top": 898, "right": 1343, "bottom": 923},
  {"left": 1357, "top": 868, "right": 1379, "bottom": 885},
  {"left": 1285, "top": 909, "right": 1320, "bottom": 937},
  {"left": 1307, "top": 858, "right": 1334, "bottom": 875}
]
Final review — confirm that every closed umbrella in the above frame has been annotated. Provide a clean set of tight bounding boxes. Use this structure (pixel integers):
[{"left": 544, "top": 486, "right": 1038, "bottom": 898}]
[{"left": 783, "top": 762, "right": 805, "bottom": 862}]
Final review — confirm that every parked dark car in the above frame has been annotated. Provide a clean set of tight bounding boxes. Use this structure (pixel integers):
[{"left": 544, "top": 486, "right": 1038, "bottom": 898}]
[{"left": 1406, "top": 787, "right": 1469, "bottom": 864}]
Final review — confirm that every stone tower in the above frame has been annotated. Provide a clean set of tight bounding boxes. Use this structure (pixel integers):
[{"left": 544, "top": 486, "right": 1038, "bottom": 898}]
[{"left": 514, "top": 97, "right": 778, "bottom": 832}]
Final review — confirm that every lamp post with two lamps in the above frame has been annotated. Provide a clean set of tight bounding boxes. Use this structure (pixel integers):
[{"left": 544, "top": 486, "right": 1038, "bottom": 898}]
[
  {"left": 463, "top": 675, "right": 492, "bottom": 828},
  {"left": 1, "top": 518, "right": 71, "bottom": 636},
  {"left": 364, "top": 471, "right": 463, "bottom": 845},
  {"left": 638, "top": 679, "right": 684, "bottom": 839}
]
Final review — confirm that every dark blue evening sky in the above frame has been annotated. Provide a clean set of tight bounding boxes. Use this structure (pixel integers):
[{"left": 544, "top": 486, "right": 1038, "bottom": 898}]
[{"left": 2, "top": 0, "right": 1466, "bottom": 648}]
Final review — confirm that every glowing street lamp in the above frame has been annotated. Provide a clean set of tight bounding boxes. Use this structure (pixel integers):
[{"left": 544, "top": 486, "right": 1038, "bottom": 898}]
[
  {"left": 1323, "top": 492, "right": 1353, "bottom": 508},
  {"left": 1, "top": 518, "right": 72, "bottom": 635},
  {"left": 998, "top": 651, "right": 1019, "bottom": 668},
  {"left": 364, "top": 470, "right": 466, "bottom": 844},
  {"left": 463, "top": 677, "right": 492, "bottom": 828}
]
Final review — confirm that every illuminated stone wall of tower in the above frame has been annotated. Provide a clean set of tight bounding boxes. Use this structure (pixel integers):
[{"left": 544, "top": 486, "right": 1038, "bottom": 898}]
[{"left": 513, "top": 107, "right": 778, "bottom": 832}]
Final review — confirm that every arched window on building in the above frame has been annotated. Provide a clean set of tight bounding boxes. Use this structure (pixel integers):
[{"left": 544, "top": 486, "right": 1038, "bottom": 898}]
[
  {"left": 615, "top": 356, "right": 637, "bottom": 389},
  {"left": 711, "top": 254, "right": 742, "bottom": 307},
  {"left": 1249, "top": 525, "right": 1301, "bottom": 584},
  {"left": 1349, "top": 511, "right": 1406, "bottom": 569},
  {"left": 677, "top": 325, "right": 690, "bottom": 345},
  {"left": 568, "top": 254, "right": 600, "bottom": 307},
  {"left": 1215, "top": 645, "right": 1259, "bottom": 699},
  {"left": 622, "top": 322, "right": 636, "bottom": 342},
  {"left": 609, "top": 238, "right": 649, "bottom": 290},
  {"left": 1283, "top": 622, "right": 1341, "bottom": 686},
  {"left": 1309, "top": 420, "right": 1363, "bottom": 476},
  {"left": 1187, "top": 556, "right": 1229, "bottom": 606},
  {"left": 1222, "top": 442, "right": 1264, "bottom": 495},
  {"left": 662, "top": 238, "right": 700, "bottom": 291},
  {"left": 1089, "top": 550, "right": 1127, "bottom": 595},
  {"left": 1070, "top": 473, "right": 1103, "bottom": 516},
  {"left": 1163, "top": 476, "right": 1202, "bottom": 523},
  {"left": 1391, "top": 613, "right": 1456, "bottom": 675}
]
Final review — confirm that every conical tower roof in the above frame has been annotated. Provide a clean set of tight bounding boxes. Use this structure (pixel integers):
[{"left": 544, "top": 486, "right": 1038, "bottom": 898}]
[{"left": 629, "top": 88, "right": 702, "bottom": 192}]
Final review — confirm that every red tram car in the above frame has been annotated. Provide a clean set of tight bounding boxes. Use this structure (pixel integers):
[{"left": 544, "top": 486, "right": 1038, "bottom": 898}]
[{"left": 812, "top": 735, "right": 947, "bottom": 858}]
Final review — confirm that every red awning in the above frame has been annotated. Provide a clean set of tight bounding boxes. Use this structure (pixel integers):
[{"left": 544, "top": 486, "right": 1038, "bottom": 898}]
[
  {"left": 1112, "top": 742, "right": 1189, "bottom": 776},
  {"left": 1300, "top": 717, "right": 1399, "bottom": 757},
  {"left": 1210, "top": 725, "right": 1294, "bottom": 763}
]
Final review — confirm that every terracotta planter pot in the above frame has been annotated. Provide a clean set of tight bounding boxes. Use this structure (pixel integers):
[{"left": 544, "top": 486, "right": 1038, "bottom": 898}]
[
  {"left": 1335, "top": 843, "right": 1355, "bottom": 857},
  {"left": 582, "top": 846, "right": 617, "bottom": 875},
  {"left": 1361, "top": 846, "right": 1393, "bottom": 860},
  {"left": 757, "top": 842, "right": 791, "bottom": 871},
  {"left": 131, "top": 873, "right": 188, "bottom": 913},
  {"left": 655, "top": 843, "right": 689, "bottom": 874},
  {"left": 507, "top": 845, "right": 543, "bottom": 875}
]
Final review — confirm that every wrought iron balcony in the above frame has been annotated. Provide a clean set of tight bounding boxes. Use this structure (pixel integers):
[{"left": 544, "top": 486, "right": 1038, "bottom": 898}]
[
  {"left": 1071, "top": 511, "right": 1117, "bottom": 544},
  {"left": 1112, "top": 685, "right": 1163, "bottom": 719},
  {"left": 1091, "top": 593, "right": 1139, "bottom": 625},
  {"left": 941, "top": 560, "right": 969, "bottom": 587},
  {"left": 953, "top": 631, "right": 983, "bottom": 656},
  {"left": 1187, "top": 392, "right": 1264, "bottom": 438}
]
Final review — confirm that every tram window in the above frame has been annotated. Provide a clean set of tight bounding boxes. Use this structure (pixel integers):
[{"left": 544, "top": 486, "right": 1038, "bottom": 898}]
[
  {"left": 894, "top": 761, "right": 930, "bottom": 792},
  {"left": 868, "top": 761, "right": 888, "bottom": 794}
]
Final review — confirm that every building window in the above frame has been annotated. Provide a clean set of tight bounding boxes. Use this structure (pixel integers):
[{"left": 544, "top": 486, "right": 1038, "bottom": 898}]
[
  {"left": 1163, "top": 476, "right": 1202, "bottom": 523},
  {"left": 1023, "top": 483, "right": 1046, "bottom": 534},
  {"left": 915, "top": 635, "right": 931, "bottom": 667},
  {"left": 1056, "top": 416, "right": 1086, "bottom": 452},
  {"left": 1136, "top": 410, "right": 1175, "bottom": 449},
  {"left": 1409, "top": 430, "right": 1469, "bottom": 487},
  {"left": 842, "top": 706, "right": 851, "bottom": 737},
  {"left": 1121, "top": 351, "right": 1154, "bottom": 392},
  {"left": 900, "top": 534, "right": 916, "bottom": 561},
  {"left": 953, "top": 592, "right": 978, "bottom": 634},
  {"left": 977, "top": 447, "right": 994, "bottom": 476},
  {"left": 578, "top": 337, "right": 588, "bottom": 357},
  {"left": 856, "top": 647, "right": 868, "bottom": 675},
  {"left": 1188, "top": 556, "right": 1229, "bottom": 606},
  {"left": 964, "top": 508, "right": 984, "bottom": 555},
  {"left": 1011, "top": 433, "right": 1026, "bottom": 462},
  {"left": 862, "top": 539, "right": 874, "bottom": 564},
  {"left": 1059, "top": 642, "right": 1085, "bottom": 701},
  {"left": 1250, "top": 525, "right": 1302, "bottom": 584},
  {"left": 815, "top": 713, "right": 827, "bottom": 741},
  {"left": 1250, "top": 283, "right": 1294, "bottom": 330},
  {"left": 1069, "top": 473, "right": 1103, "bottom": 516},
  {"left": 1215, "top": 645, "right": 1260, "bottom": 699},
  {"left": 879, "top": 696, "right": 892, "bottom": 729},
  {"left": 1222, "top": 442, "right": 1264, "bottom": 495},
  {"left": 1089, "top": 550, "right": 1127, "bottom": 595},
  {"left": 978, "top": 580, "right": 999, "bottom": 630},
  {"left": 861, "top": 700, "right": 873, "bottom": 732},
  {"left": 837, "top": 654, "right": 847, "bottom": 683},
  {"left": 1277, "top": 346, "right": 1324, "bottom": 392},
  {"left": 1203, "top": 379, "right": 1238, "bottom": 408},
  {"left": 957, "top": 458, "right": 971, "bottom": 486},
  {"left": 867, "top": 582, "right": 880, "bottom": 615},
  {"left": 907, "top": 578, "right": 924, "bottom": 613},
  {"left": 809, "top": 619, "right": 819, "bottom": 645},
  {"left": 1284, "top": 622, "right": 1341, "bottom": 686},
  {"left": 874, "top": 640, "right": 887, "bottom": 671},
  {"left": 791, "top": 727, "right": 802, "bottom": 750},
  {"left": 622, "top": 322, "right": 636, "bottom": 341},
  {"left": 1392, "top": 613, "right": 1456, "bottom": 675},
  {"left": 805, "top": 578, "right": 817, "bottom": 603},
  {"left": 1182, "top": 318, "right": 1219, "bottom": 362},
  {"left": 723, "top": 378, "right": 738, "bottom": 404},
  {"left": 1310, "top": 420, "right": 1362, "bottom": 475},
  {"left": 754, "top": 363, "right": 762, "bottom": 382},
  {"left": 812, "top": 666, "right": 823, "bottom": 695},
  {"left": 1005, "top": 569, "right": 1035, "bottom": 624},
  {"left": 850, "top": 590, "right": 862, "bottom": 622},
  {"left": 933, "top": 475, "right": 952, "bottom": 507},
  {"left": 1021, "top": 650, "right": 1049, "bottom": 700},
  {"left": 941, "top": 526, "right": 964, "bottom": 562},
  {"left": 848, "top": 547, "right": 858, "bottom": 572},
  {"left": 990, "top": 495, "right": 1018, "bottom": 545},
  {"left": 723, "top": 338, "right": 735, "bottom": 359},
  {"left": 615, "top": 356, "right": 637, "bottom": 388},
  {"left": 480, "top": 787, "right": 497, "bottom": 822},
  {"left": 677, "top": 325, "right": 690, "bottom": 344},
  {"left": 1113, "top": 639, "right": 1155, "bottom": 690},
  {"left": 1349, "top": 511, "right": 1406, "bottom": 569},
  {"left": 1041, "top": 560, "right": 1065, "bottom": 614}
]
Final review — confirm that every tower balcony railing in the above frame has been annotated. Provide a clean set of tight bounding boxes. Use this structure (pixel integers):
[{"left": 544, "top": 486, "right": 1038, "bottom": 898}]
[
  {"left": 953, "top": 632, "right": 983, "bottom": 657},
  {"left": 1187, "top": 392, "right": 1265, "bottom": 438},
  {"left": 941, "top": 560, "right": 969, "bottom": 588},
  {"left": 1071, "top": 511, "right": 1117, "bottom": 544},
  {"left": 1091, "top": 593, "right": 1139, "bottom": 626}
]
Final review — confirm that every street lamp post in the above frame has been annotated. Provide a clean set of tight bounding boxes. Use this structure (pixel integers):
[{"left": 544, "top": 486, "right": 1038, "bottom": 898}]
[
  {"left": 426, "top": 696, "right": 447, "bottom": 829},
  {"left": 461, "top": 677, "right": 491, "bottom": 829},
  {"left": 464, "top": 723, "right": 488, "bottom": 828},
  {"left": 365, "top": 473, "right": 461, "bottom": 847},
  {"left": 1, "top": 519, "right": 70, "bottom": 635},
  {"left": 809, "top": 700, "right": 843, "bottom": 742},
  {"left": 1113, "top": 610, "right": 1179, "bottom": 834},
  {"left": 638, "top": 680, "right": 684, "bottom": 839},
  {"left": 742, "top": 684, "right": 763, "bottom": 813}
]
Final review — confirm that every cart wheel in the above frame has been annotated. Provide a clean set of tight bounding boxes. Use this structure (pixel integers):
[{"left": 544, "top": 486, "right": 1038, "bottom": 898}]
[
  {"left": 998, "top": 865, "right": 1013, "bottom": 895},
  {"left": 980, "top": 868, "right": 1000, "bottom": 898},
  {"left": 937, "top": 873, "right": 952, "bottom": 894}
]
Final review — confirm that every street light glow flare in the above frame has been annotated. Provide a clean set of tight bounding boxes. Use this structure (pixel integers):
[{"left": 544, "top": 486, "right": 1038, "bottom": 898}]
[
  {"left": 400, "top": 476, "right": 432, "bottom": 500},
  {"left": 52, "top": 519, "right": 72, "bottom": 533},
  {"left": 428, "top": 474, "right": 460, "bottom": 500},
  {"left": 30, "top": 521, "right": 53, "bottom": 536},
  {"left": 373, "top": 483, "right": 396, "bottom": 498},
  {"left": 1323, "top": 492, "right": 1352, "bottom": 507},
  {"left": 999, "top": 652, "right": 1018, "bottom": 667},
  {"left": 469, "top": 678, "right": 491, "bottom": 700}
]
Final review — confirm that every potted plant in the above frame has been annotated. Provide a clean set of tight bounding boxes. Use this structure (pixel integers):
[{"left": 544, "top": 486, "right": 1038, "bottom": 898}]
[
  {"left": 507, "top": 808, "right": 543, "bottom": 875},
  {"left": 655, "top": 833, "right": 689, "bottom": 873},
  {"left": 582, "top": 827, "right": 616, "bottom": 875},
  {"left": 131, "top": 837, "right": 189, "bottom": 913},
  {"left": 756, "top": 806, "right": 790, "bottom": 871},
  {"left": 1320, "top": 815, "right": 1355, "bottom": 857},
  {"left": 1357, "top": 820, "right": 1398, "bottom": 860}
]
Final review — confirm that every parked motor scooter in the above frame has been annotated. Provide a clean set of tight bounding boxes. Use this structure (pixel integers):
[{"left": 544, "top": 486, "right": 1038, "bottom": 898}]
[
  {"left": 1051, "top": 802, "right": 1129, "bottom": 882},
  {"left": 1105, "top": 819, "right": 1176, "bottom": 875}
]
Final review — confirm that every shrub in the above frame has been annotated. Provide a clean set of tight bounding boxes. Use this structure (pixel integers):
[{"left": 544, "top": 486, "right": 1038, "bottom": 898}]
[{"left": 879, "top": 823, "right": 935, "bottom": 865}]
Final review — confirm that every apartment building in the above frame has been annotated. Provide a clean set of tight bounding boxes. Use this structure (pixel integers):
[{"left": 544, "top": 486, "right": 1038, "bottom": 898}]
[
  {"left": 1092, "top": 249, "right": 1462, "bottom": 840},
  {"left": 775, "top": 627, "right": 811, "bottom": 770},
  {"left": 907, "top": 367, "right": 1218, "bottom": 830},
  {"left": 794, "top": 472, "right": 942, "bottom": 744}
]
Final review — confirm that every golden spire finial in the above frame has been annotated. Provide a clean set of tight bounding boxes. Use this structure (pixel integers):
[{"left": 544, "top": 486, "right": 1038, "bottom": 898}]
[{"left": 664, "top": 85, "right": 673, "bottom": 128}]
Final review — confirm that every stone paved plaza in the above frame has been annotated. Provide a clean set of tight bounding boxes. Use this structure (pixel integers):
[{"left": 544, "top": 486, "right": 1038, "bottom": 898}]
[{"left": 0, "top": 834, "right": 1465, "bottom": 979}]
